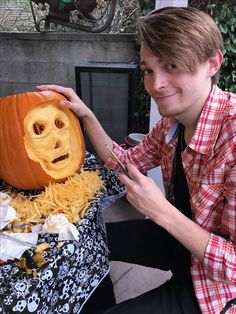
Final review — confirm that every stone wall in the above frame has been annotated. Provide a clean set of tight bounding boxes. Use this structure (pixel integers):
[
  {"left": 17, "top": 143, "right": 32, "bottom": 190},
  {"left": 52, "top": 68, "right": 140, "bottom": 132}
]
[{"left": 0, "top": 32, "right": 137, "bottom": 97}]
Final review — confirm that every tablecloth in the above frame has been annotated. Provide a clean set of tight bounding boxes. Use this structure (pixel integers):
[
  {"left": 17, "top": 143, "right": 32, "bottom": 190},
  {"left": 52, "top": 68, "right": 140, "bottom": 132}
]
[{"left": 0, "top": 152, "right": 126, "bottom": 314}]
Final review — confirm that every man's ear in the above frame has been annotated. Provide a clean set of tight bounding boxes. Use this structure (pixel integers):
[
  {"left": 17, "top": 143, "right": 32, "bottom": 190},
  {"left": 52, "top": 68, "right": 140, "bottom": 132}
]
[{"left": 207, "top": 49, "right": 223, "bottom": 78}]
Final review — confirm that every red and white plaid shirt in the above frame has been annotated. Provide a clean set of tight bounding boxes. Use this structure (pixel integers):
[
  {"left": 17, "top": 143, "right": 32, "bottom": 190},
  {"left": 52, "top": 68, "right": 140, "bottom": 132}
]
[{"left": 105, "top": 85, "right": 236, "bottom": 313}]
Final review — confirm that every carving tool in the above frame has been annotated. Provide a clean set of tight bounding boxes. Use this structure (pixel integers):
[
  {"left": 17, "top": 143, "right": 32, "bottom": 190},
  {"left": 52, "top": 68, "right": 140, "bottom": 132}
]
[{"left": 105, "top": 144, "right": 133, "bottom": 180}]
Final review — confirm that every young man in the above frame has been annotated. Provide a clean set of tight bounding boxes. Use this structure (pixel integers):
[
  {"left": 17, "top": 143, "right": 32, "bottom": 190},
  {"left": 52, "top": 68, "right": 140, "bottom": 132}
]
[{"left": 37, "top": 6, "right": 236, "bottom": 314}]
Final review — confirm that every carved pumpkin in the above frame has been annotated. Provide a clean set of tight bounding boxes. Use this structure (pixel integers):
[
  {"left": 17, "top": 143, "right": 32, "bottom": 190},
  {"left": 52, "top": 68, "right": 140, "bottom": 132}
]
[{"left": 0, "top": 91, "right": 85, "bottom": 190}]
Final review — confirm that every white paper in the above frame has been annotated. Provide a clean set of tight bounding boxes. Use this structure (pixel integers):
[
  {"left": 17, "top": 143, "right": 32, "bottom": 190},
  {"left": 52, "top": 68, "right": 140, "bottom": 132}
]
[
  {"left": 0, "top": 193, "right": 17, "bottom": 230},
  {"left": 41, "top": 214, "right": 79, "bottom": 241},
  {"left": 0, "top": 233, "right": 38, "bottom": 261}
]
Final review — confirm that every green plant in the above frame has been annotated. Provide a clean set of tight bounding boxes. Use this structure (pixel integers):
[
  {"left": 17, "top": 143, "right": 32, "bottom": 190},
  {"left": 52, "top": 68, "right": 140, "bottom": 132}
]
[
  {"left": 19, "top": 0, "right": 31, "bottom": 10},
  {"left": 190, "top": 0, "right": 236, "bottom": 93},
  {"left": 132, "top": 2, "right": 154, "bottom": 134},
  {"left": 207, "top": 2, "right": 236, "bottom": 93},
  {"left": 134, "top": 73, "right": 150, "bottom": 133}
]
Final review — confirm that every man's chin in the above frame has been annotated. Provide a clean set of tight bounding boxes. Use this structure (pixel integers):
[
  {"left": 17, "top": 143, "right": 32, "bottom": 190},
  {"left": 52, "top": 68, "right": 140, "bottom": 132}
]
[{"left": 158, "top": 110, "right": 175, "bottom": 118}]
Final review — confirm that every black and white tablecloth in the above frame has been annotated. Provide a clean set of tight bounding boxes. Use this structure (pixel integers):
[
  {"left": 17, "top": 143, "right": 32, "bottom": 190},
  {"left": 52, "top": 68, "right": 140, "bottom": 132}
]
[{"left": 0, "top": 152, "right": 126, "bottom": 314}]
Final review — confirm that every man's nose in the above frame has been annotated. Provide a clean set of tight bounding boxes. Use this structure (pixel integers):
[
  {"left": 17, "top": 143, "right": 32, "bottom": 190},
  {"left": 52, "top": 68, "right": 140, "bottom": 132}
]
[{"left": 152, "top": 73, "right": 169, "bottom": 90}]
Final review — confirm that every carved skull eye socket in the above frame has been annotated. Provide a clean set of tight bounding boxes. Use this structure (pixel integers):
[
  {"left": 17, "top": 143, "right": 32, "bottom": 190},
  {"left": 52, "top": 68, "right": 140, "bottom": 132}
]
[
  {"left": 33, "top": 122, "right": 45, "bottom": 135},
  {"left": 55, "top": 119, "right": 64, "bottom": 129}
]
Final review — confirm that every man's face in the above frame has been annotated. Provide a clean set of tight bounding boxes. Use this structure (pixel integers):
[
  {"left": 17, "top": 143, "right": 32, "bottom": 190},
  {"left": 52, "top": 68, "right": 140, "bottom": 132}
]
[{"left": 140, "top": 45, "right": 213, "bottom": 122}]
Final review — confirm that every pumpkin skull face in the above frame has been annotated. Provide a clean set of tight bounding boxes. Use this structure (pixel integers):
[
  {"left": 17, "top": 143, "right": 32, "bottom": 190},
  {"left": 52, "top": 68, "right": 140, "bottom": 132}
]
[
  {"left": 24, "top": 102, "right": 80, "bottom": 179},
  {"left": 0, "top": 91, "right": 85, "bottom": 190}
]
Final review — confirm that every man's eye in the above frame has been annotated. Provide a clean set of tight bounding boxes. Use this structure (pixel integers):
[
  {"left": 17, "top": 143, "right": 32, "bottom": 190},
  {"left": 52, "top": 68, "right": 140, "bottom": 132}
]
[
  {"left": 166, "top": 64, "right": 177, "bottom": 70},
  {"left": 141, "top": 69, "right": 152, "bottom": 76}
]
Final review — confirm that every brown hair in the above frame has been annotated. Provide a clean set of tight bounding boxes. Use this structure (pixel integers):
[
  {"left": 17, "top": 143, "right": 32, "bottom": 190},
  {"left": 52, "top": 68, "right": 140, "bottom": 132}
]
[{"left": 138, "top": 6, "right": 224, "bottom": 84}]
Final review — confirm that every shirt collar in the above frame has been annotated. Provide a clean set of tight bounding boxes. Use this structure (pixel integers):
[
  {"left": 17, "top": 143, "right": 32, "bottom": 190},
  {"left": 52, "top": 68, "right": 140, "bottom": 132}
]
[
  {"left": 189, "top": 85, "right": 228, "bottom": 155},
  {"left": 165, "top": 85, "right": 229, "bottom": 155}
]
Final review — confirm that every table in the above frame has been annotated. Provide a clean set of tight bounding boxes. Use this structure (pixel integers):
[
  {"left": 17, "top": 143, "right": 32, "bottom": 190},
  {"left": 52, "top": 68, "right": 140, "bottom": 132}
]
[{"left": 0, "top": 152, "right": 125, "bottom": 314}]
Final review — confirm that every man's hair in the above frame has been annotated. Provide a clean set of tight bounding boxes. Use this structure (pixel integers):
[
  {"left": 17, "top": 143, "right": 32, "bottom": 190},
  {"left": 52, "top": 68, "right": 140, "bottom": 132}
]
[{"left": 138, "top": 6, "right": 224, "bottom": 84}]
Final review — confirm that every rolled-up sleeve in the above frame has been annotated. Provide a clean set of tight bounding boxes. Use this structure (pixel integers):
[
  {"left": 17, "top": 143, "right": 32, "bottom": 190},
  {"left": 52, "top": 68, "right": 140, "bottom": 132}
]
[
  {"left": 104, "top": 122, "right": 166, "bottom": 174},
  {"left": 203, "top": 163, "right": 236, "bottom": 284},
  {"left": 204, "top": 233, "right": 236, "bottom": 284}
]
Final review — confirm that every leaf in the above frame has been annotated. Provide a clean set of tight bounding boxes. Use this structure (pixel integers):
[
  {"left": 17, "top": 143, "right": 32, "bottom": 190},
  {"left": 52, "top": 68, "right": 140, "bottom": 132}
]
[
  {"left": 224, "top": 75, "right": 232, "bottom": 89},
  {"left": 207, "top": 4, "right": 216, "bottom": 10},
  {"left": 232, "top": 71, "right": 236, "bottom": 82},
  {"left": 229, "top": 44, "right": 236, "bottom": 53},
  {"left": 222, "top": 59, "right": 228, "bottom": 68},
  {"left": 228, "top": 17, "right": 236, "bottom": 25},
  {"left": 219, "top": 24, "right": 228, "bottom": 34}
]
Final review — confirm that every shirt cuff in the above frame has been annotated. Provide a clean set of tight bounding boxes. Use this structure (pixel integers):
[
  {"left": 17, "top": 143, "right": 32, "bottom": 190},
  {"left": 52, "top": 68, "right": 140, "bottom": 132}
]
[{"left": 204, "top": 233, "right": 235, "bottom": 283}]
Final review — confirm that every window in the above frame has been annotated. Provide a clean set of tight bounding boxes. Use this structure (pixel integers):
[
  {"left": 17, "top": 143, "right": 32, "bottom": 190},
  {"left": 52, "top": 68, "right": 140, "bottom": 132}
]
[{"left": 75, "top": 63, "right": 138, "bottom": 152}]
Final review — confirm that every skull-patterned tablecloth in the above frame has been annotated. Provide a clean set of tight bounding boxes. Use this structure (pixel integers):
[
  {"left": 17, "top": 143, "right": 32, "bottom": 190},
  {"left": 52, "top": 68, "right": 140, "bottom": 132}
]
[{"left": 0, "top": 152, "right": 126, "bottom": 314}]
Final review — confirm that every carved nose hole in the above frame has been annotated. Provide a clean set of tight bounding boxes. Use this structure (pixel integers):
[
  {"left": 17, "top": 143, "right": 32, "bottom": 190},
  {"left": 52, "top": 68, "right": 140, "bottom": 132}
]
[
  {"left": 55, "top": 119, "right": 64, "bottom": 129},
  {"left": 33, "top": 122, "right": 45, "bottom": 135},
  {"left": 54, "top": 141, "right": 61, "bottom": 149}
]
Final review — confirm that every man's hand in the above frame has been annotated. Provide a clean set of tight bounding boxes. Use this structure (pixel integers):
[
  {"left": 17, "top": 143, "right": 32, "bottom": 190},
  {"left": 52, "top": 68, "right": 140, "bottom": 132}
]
[
  {"left": 119, "top": 164, "right": 170, "bottom": 225},
  {"left": 37, "top": 84, "right": 114, "bottom": 163},
  {"left": 120, "top": 164, "right": 210, "bottom": 262},
  {"left": 36, "top": 84, "right": 92, "bottom": 119}
]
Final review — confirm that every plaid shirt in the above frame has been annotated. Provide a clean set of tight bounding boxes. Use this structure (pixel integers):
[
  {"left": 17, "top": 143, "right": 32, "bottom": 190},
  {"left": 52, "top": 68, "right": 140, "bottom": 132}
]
[{"left": 105, "top": 85, "right": 236, "bottom": 313}]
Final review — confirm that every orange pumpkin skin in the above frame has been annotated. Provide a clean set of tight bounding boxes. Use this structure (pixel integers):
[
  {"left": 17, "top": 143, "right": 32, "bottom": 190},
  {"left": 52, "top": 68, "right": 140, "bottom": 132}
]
[{"left": 0, "top": 91, "right": 85, "bottom": 190}]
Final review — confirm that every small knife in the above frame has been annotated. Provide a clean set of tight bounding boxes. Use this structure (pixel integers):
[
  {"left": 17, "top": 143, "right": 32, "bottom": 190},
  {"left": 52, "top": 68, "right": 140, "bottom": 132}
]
[{"left": 105, "top": 144, "right": 133, "bottom": 180}]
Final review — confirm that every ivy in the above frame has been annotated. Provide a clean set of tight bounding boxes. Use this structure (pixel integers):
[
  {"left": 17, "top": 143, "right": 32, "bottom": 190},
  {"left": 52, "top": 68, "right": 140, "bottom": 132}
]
[
  {"left": 191, "top": 1, "right": 236, "bottom": 93},
  {"left": 207, "top": 2, "right": 236, "bottom": 93}
]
